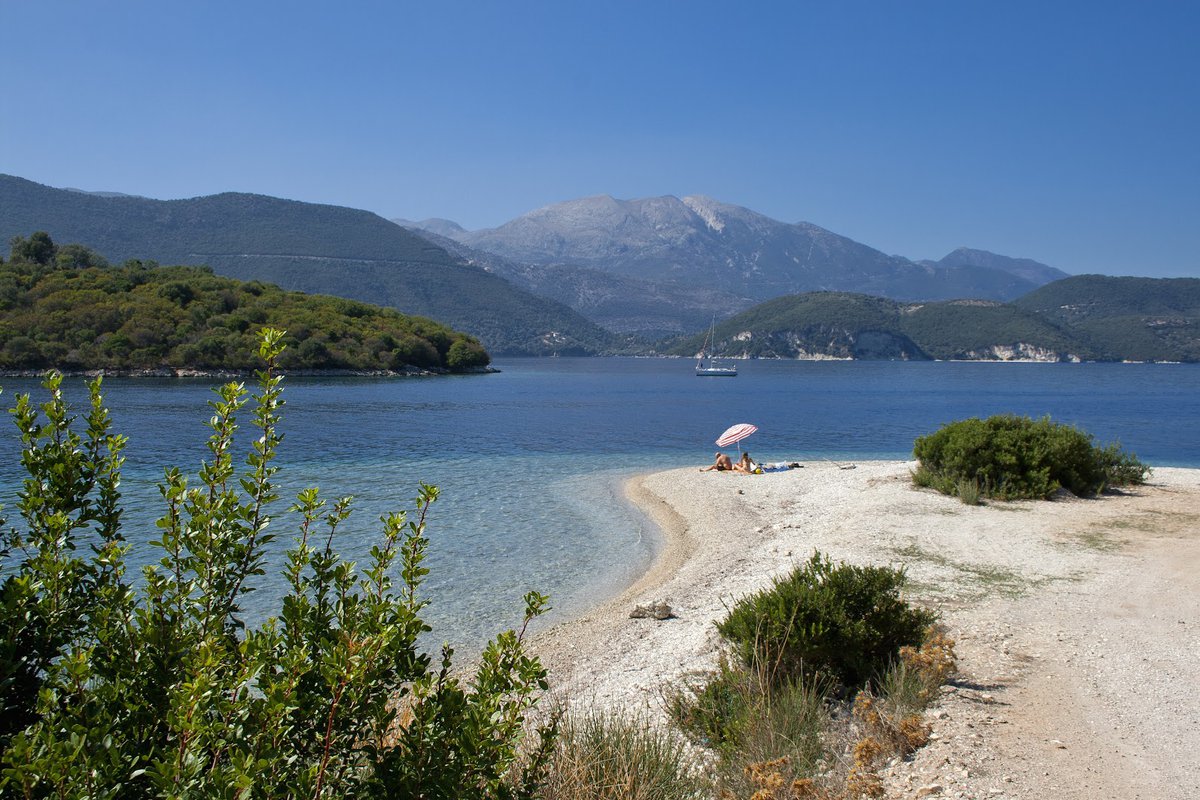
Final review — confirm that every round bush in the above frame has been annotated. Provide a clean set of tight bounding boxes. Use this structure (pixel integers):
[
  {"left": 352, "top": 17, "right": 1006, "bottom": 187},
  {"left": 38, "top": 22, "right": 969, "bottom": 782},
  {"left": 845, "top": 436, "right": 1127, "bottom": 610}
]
[
  {"left": 913, "top": 414, "right": 1148, "bottom": 500},
  {"left": 716, "top": 552, "right": 935, "bottom": 689}
]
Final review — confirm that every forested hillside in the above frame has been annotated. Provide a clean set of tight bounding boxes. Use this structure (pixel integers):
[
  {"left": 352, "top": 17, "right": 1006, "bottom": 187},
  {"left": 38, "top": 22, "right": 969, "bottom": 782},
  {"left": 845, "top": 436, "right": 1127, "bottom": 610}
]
[
  {"left": 668, "top": 278, "right": 1200, "bottom": 362},
  {"left": 1014, "top": 275, "right": 1200, "bottom": 361},
  {"left": 0, "top": 233, "right": 489, "bottom": 373},
  {"left": 666, "top": 292, "right": 1096, "bottom": 361},
  {"left": 0, "top": 175, "right": 615, "bottom": 355}
]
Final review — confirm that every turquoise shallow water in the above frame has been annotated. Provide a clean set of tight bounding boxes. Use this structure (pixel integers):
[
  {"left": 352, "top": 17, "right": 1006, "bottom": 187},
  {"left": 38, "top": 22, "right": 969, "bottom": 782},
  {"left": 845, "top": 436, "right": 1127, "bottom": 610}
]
[{"left": 2, "top": 358, "right": 1197, "bottom": 649}]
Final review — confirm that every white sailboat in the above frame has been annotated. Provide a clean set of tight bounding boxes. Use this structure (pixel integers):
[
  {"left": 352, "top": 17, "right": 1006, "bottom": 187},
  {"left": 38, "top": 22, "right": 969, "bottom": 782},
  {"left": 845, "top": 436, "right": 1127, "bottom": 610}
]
[{"left": 695, "top": 318, "right": 737, "bottom": 377}]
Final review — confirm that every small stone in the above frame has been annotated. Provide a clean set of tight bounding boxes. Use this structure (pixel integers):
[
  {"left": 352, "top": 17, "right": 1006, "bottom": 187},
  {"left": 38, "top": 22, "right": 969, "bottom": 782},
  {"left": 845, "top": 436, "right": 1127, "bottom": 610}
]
[
  {"left": 629, "top": 601, "right": 675, "bottom": 620},
  {"left": 915, "top": 784, "right": 944, "bottom": 797}
]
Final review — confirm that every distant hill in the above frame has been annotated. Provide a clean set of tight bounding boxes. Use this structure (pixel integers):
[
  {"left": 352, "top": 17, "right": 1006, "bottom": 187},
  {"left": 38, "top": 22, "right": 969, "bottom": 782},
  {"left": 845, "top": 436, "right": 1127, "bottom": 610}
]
[
  {"left": 664, "top": 292, "right": 1094, "bottom": 362},
  {"left": 662, "top": 276, "right": 1200, "bottom": 362},
  {"left": 933, "top": 248, "right": 1068, "bottom": 286},
  {"left": 1014, "top": 275, "right": 1200, "bottom": 361},
  {"left": 0, "top": 244, "right": 490, "bottom": 373},
  {"left": 405, "top": 194, "right": 1067, "bottom": 335},
  {"left": 0, "top": 175, "right": 615, "bottom": 355}
]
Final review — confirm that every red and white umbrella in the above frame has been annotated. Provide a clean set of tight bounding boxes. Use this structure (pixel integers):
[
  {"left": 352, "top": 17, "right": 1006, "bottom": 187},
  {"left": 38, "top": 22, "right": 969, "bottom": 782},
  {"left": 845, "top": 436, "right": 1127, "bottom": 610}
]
[{"left": 715, "top": 423, "right": 757, "bottom": 448}]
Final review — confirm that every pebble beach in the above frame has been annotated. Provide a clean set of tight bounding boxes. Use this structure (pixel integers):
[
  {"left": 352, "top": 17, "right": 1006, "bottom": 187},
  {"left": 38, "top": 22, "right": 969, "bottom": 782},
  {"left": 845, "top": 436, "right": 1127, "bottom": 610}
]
[{"left": 531, "top": 461, "right": 1200, "bottom": 799}]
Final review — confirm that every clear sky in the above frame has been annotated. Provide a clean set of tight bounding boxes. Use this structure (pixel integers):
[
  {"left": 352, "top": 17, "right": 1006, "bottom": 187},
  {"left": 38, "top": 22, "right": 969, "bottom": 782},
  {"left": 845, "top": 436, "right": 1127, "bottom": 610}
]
[{"left": 3, "top": 1, "right": 1197, "bottom": 277}]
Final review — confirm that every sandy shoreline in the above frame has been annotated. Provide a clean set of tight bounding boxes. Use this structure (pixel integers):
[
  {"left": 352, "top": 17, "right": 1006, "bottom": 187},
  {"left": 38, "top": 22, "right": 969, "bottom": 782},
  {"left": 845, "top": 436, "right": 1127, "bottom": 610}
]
[{"left": 530, "top": 461, "right": 1200, "bottom": 799}]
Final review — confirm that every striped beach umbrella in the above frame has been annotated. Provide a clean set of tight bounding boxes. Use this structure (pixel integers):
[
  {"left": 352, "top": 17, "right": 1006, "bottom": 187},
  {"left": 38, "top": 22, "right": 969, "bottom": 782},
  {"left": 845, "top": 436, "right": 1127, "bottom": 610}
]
[{"left": 715, "top": 423, "right": 757, "bottom": 449}]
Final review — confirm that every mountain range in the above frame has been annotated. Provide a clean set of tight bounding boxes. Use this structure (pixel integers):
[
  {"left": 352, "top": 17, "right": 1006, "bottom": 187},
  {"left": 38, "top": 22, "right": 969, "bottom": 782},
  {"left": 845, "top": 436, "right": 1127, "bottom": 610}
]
[
  {"left": 397, "top": 194, "right": 1068, "bottom": 336},
  {"left": 17, "top": 174, "right": 1187, "bottom": 362}
]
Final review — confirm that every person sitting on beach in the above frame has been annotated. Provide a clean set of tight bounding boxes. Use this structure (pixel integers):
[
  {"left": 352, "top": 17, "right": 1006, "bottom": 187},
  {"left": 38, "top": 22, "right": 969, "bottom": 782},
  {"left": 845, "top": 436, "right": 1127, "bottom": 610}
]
[
  {"left": 733, "top": 452, "right": 760, "bottom": 474},
  {"left": 701, "top": 452, "right": 734, "bottom": 471}
]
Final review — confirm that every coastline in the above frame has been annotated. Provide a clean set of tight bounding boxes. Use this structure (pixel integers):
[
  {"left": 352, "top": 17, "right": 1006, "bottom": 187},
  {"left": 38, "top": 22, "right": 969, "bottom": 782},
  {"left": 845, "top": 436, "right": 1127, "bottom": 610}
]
[
  {"left": 0, "top": 365, "right": 499, "bottom": 379},
  {"left": 530, "top": 461, "right": 1200, "bottom": 799}
]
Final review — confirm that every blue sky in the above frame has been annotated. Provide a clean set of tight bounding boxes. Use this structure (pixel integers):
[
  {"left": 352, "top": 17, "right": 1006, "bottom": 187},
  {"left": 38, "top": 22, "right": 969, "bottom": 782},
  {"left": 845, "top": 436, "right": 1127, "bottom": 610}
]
[{"left": 3, "top": 1, "right": 1197, "bottom": 277}]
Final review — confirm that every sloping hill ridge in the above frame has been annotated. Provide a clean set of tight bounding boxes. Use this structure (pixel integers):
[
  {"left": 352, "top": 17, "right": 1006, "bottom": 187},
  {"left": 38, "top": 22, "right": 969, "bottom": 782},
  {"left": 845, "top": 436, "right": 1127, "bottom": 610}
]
[
  {"left": 934, "top": 248, "right": 1068, "bottom": 286},
  {"left": 0, "top": 175, "right": 614, "bottom": 355}
]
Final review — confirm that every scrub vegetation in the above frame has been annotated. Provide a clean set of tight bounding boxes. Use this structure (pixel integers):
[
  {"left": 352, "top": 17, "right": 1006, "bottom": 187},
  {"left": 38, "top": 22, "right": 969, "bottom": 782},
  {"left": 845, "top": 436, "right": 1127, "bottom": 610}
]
[
  {"left": 912, "top": 414, "right": 1149, "bottom": 502},
  {"left": 665, "top": 554, "right": 949, "bottom": 799},
  {"left": 0, "top": 232, "right": 489, "bottom": 373}
]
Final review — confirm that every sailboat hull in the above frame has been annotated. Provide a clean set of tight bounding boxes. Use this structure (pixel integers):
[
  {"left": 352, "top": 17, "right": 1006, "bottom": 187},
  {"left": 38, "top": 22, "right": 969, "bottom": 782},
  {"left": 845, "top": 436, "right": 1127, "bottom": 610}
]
[{"left": 696, "top": 363, "right": 738, "bottom": 376}]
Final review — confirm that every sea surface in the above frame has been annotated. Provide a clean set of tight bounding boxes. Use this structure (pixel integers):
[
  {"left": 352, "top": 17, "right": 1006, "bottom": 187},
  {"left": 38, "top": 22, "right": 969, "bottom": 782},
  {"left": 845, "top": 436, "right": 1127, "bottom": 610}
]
[{"left": 2, "top": 357, "right": 1197, "bottom": 650}]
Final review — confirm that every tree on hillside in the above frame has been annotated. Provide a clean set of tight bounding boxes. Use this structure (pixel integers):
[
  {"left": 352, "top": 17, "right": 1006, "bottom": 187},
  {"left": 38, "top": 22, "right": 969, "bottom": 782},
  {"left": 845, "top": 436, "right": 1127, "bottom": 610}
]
[{"left": 8, "top": 231, "right": 56, "bottom": 265}]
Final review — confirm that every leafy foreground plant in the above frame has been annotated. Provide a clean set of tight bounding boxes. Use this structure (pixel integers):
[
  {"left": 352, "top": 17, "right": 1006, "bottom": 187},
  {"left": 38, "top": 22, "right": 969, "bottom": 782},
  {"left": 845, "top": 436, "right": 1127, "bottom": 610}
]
[
  {"left": 912, "top": 414, "right": 1149, "bottom": 502},
  {"left": 0, "top": 328, "right": 554, "bottom": 799}
]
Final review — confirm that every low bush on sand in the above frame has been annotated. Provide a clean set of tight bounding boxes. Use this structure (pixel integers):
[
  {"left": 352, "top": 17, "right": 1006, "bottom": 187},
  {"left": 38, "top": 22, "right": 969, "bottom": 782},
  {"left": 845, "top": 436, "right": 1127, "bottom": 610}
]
[
  {"left": 715, "top": 553, "right": 936, "bottom": 689},
  {"left": 666, "top": 553, "right": 951, "bottom": 798},
  {"left": 912, "top": 414, "right": 1149, "bottom": 501}
]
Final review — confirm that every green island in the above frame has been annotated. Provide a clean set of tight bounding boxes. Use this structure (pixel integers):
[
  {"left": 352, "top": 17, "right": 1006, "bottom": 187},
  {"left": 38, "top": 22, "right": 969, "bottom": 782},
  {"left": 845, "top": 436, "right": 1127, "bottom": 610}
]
[{"left": 0, "top": 232, "right": 490, "bottom": 374}]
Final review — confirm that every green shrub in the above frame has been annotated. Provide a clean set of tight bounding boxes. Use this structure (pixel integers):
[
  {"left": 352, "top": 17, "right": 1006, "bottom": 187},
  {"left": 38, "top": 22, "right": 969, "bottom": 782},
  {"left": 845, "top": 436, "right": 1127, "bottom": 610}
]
[
  {"left": 1095, "top": 441, "right": 1152, "bottom": 487},
  {"left": 0, "top": 329, "right": 552, "bottom": 799},
  {"left": 912, "top": 414, "right": 1149, "bottom": 500},
  {"left": 715, "top": 552, "right": 935, "bottom": 690}
]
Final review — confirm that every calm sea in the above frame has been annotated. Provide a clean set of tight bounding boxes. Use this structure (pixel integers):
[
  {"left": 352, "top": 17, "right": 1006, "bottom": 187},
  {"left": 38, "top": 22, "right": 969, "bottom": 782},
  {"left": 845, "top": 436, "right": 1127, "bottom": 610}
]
[{"left": 2, "top": 358, "right": 1197, "bottom": 649}]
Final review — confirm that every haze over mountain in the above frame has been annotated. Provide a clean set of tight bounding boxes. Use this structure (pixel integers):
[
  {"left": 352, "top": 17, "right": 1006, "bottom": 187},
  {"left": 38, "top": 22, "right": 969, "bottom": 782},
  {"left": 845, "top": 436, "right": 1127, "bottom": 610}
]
[
  {"left": 930, "top": 248, "right": 1067, "bottom": 286},
  {"left": 0, "top": 175, "right": 615, "bottom": 355},
  {"left": 399, "top": 194, "right": 1069, "bottom": 336}
]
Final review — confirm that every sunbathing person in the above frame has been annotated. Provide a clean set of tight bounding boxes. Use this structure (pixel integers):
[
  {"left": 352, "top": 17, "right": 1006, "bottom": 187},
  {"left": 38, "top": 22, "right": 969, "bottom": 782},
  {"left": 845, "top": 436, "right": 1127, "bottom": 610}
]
[
  {"left": 701, "top": 452, "right": 734, "bottom": 471},
  {"left": 733, "top": 452, "right": 760, "bottom": 473}
]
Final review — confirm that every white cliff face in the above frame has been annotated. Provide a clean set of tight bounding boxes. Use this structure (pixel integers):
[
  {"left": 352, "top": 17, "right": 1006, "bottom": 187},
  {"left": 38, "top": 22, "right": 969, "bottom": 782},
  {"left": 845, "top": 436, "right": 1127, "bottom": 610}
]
[
  {"left": 681, "top": 195, "right": 725, "bottom": 233},
  {"left": 961, "top": 343, "right": 1080, "bottom": 362}
]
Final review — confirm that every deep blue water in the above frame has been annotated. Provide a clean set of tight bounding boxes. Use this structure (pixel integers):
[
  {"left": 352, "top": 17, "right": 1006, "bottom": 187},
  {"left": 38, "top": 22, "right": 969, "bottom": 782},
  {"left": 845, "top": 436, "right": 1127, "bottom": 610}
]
[{"left": 2, "top": 358, "right": 1197, "bottom": 649}]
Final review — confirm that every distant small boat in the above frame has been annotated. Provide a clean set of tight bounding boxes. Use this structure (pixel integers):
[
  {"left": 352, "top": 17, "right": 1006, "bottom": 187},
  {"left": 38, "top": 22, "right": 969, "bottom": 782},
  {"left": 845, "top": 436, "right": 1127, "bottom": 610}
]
[{"left": 696, "top": 318, "right": 737, "bottom": 377}]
